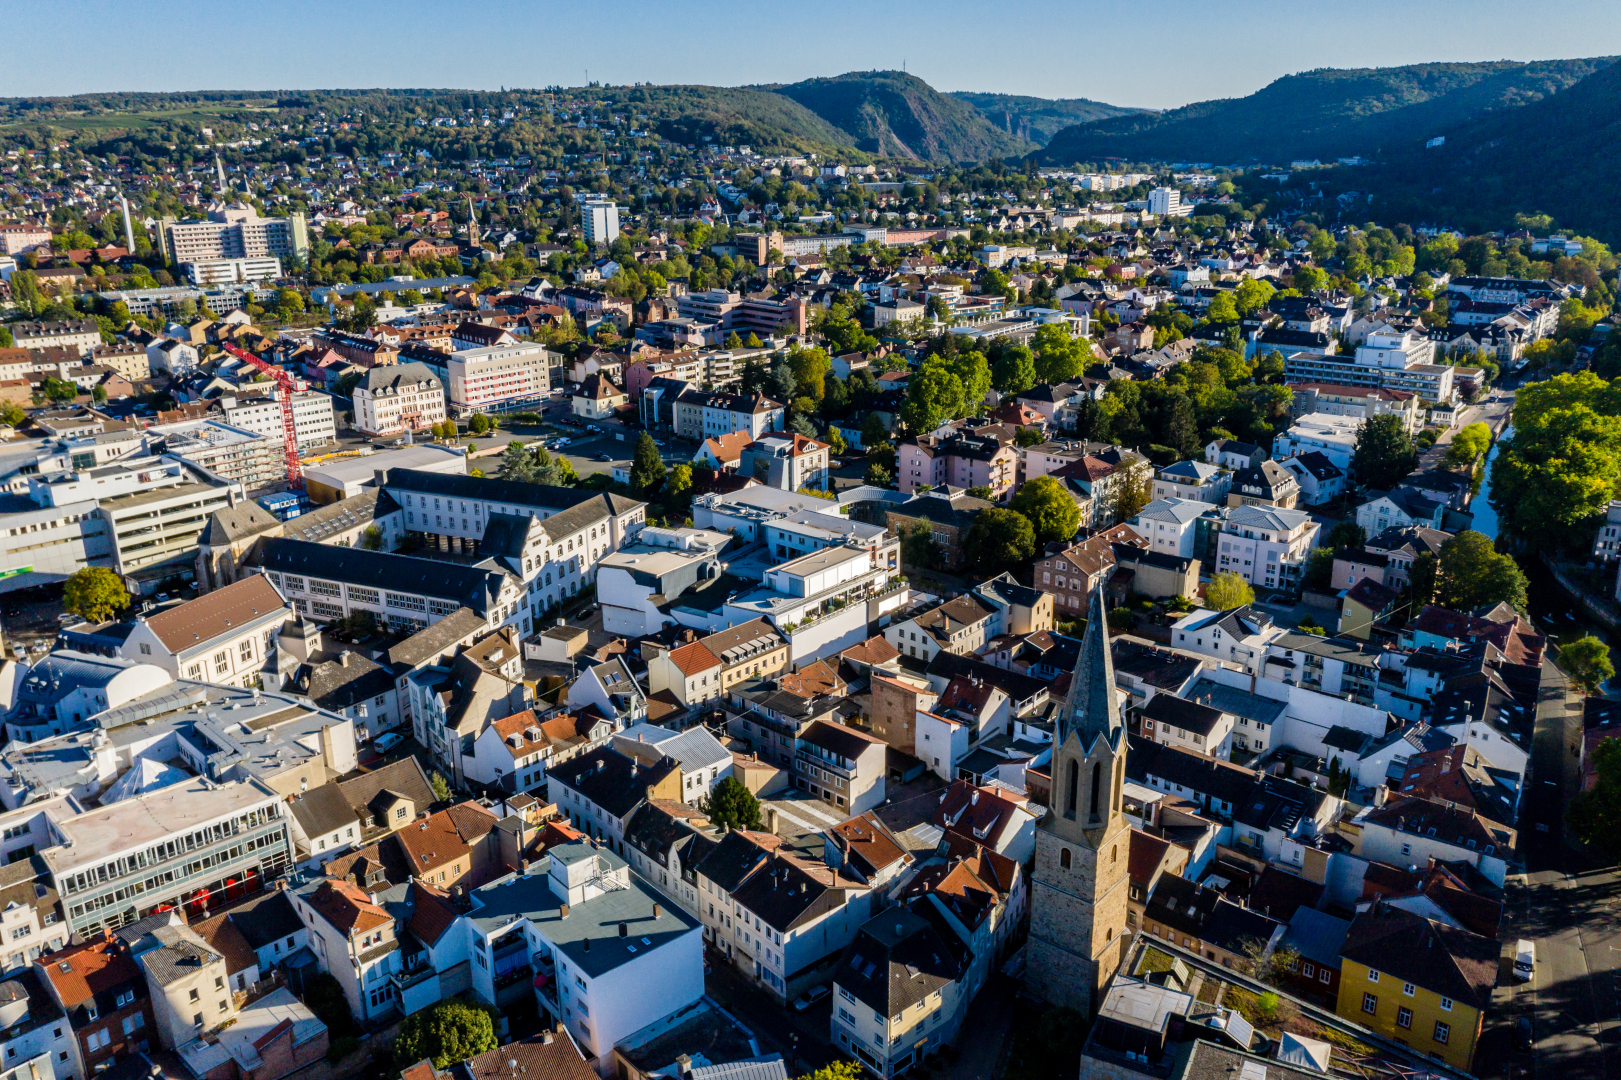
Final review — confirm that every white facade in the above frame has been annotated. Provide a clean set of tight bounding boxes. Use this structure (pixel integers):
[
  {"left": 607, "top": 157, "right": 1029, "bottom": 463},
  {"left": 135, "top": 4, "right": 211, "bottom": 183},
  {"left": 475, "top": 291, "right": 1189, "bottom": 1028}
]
[
  {"left": 448, "top": 342, "right": 553, "bottom": 415},
  {"left": 180, "top": 256, "right": 283, "bottom": 286},
  {"left": 1272, "top": 413, "right": 1362, "bottom": 471},
  {"left": 220, "top": 391, "right": 338, "bottom": 452},
  {"left": 581, "top": 199, "right": 621, "bottom": 245},
  {"left": 1212, "top": 504, "right": 1321, "bottom": 591},
  {"left": 1130, "top": 498, "right": 1208, "bottom": 559}
]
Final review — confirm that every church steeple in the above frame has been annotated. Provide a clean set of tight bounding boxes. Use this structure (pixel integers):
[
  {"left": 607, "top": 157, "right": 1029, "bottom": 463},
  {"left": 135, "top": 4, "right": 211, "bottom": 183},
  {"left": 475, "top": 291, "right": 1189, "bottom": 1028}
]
[{"left": 1057, "top": 585, "right": 1123, "bottom": 749}]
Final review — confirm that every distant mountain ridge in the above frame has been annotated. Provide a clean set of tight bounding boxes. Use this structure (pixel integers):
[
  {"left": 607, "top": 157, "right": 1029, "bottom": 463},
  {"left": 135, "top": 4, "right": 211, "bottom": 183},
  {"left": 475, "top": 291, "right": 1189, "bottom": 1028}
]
[
  {"left": 1035, "top": 57, "right": 1618, "bottom": 166},
  {"left": 948, "top": 91, "right": 1144, "bottom": 145},
  {"left": 1346, "top": 58, "right": 1621, "bottom": 244},
  {"left": 763, "top": 71, "right": 1035, "bottom": 162}
]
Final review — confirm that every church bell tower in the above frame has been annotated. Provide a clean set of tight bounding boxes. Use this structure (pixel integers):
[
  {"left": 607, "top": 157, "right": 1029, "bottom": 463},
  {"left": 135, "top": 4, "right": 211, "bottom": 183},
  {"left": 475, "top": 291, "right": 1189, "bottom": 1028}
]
[{"left": 1024, "top": 584, "right": 1131, "bottom": 1016}]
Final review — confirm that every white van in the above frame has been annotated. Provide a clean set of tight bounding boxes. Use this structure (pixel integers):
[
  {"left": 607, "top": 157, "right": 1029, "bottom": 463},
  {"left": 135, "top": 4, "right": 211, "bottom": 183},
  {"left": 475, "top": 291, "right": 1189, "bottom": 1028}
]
[{"left": 1514, "top": 939, "right": 1536, "bottom": 982}]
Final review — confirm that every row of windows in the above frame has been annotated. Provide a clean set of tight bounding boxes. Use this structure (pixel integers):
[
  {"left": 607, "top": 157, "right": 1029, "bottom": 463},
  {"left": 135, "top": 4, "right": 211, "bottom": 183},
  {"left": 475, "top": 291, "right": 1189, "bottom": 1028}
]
[{"left": 1361, "top": 994, "right": 1449, "bottom": 1043}]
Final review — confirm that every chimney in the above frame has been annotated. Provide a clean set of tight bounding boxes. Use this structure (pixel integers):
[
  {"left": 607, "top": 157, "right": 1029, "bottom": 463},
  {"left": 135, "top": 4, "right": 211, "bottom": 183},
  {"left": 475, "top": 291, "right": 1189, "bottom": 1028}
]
[
  {"left": 677, "top": 1056, "right": 694, "bottom": 1080},
  {"left": 582, "top": 937, "right": 590, "bottom": 952},
  {"left": 653, "top": 902, "right": 660, "bottom": 918},
  {"left": 560, "top": 903, "right": 570, "bottom": 919}
]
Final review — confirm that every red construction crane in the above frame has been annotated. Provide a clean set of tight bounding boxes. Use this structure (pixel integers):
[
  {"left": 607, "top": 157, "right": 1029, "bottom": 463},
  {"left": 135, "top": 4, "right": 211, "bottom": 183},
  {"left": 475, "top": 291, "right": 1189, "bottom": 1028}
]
[{"left": 221, "top": 342, "right": 305, "bottom": 491}]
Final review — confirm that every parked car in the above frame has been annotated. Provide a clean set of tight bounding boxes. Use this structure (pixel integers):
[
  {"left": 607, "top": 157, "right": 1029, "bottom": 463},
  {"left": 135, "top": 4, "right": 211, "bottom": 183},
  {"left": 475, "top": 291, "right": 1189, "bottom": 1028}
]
[
  {"left": 373, "top": 732, "right": 404, "bottom": 754},
  {"left": 792, "top": 986, "right": 830, "bottom": 1011},
  {"left": 1514, "top": 1017, "right": 1533, "bottom": 1052},
  {"left": 594, "top": 451, "right": 614, "bottom": 462}
]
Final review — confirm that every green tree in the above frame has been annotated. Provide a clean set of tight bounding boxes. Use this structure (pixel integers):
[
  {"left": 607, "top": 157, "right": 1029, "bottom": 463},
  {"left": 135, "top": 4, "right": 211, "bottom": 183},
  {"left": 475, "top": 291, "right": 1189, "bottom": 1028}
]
[
  {"left": 965, "top": 509, "right": 1036, "bottom": 575},
  {"left": 793, "top": 1062, "right": 865, "bottom": 1080},
  {"left": 900, "top": 520, "right": 940, "bottom": 569},
  {"left": 497, "top": 440, "right": 537, "bottom": 483},
  {"left": 1031, "top": 324, "right": 1087, "bottom": 385},
  {"left": 1009, "top": 476, "right": 1081, "bottom": 545},
  {"left": 860, "top": 412, "right": 888, "bottom": 447},
  {"left": 359, "top": 525, "right": 384, "bottom": 551},
  {"left": 1443, "top": 422, "right": 1492, "bottom": 469},
  {"left": 1570, "top": 737, "right": 1621, "bottom": 857},
  {"left": 0, "top": 404, "right": 24, "bottom": 428},
  {"left": 1324, "top": 522, "right": 1367, "bottom": 551},
  {"left": 63, "top": 567, "right": 130, "bottom": 624},
  {"left": 1408, "top": 550, "right": 1439, "bottom": 608},
  {"left": 1206, "top": 292, "right": 1239, "bottom": 323},
  {"left": 429, "top": 771, "right": 453, "bottom": 802},
  {"left": 1436, "top": 530, "right": 1527, "bottom": 612},
  {"left": 1205, "top": 571, "right": 1256, "bottom": 610},
  {"left": 992, "top": 345, "right": 1037, "bottom": 394},
  {"left": 1561, "top": 635, "right": 1615, "bottom": 695},
  {"left": 864, "top": 461, "right": 893, "bottom": 487},
  {"left": 1490, "top": 372, "right": 1621, "bottom": 548},
  {"left": 901, "top": 363, "right": 964, "bottom": 433},
  {"left": 666, "top": 463, "right": 693, "bottom": 508},
  {"left": 702, "top": 777, "right": 762, "bottom": 830},
  {"left": 786, "top": 345, "right": 833, "bottom": 404},
  {"left": 1112, "top": 464, "right": 1153, "bottom": 523},
  {"left": 1350, "top": 414, "right": 1418, "bottom": 489},
  {"left": 395, "top": 1001, "right": 500, "bottom": 1070},
  {"left": 630, "top": 432, "right": 666, "bottom": 496}
]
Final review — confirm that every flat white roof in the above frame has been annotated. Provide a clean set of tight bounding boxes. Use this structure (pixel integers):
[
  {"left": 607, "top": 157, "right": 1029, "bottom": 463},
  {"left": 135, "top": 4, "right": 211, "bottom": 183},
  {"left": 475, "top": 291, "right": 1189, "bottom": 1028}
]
[{"left": 44, "top": 776, "right": 279, "bottom": 873}]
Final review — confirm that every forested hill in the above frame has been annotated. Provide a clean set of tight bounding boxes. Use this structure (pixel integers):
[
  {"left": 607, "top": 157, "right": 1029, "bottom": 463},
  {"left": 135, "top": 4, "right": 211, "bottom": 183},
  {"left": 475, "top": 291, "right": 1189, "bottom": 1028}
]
[
  {"left": 947, "top": 91, "right": 1142, "bottom": 145},
  {"left": 1034, "top": 57, "right": 1618, "bottom": 166},
  {"left": 765, "top": 71, "right": 1036, "bottom": 162},
  {"left": 1344, "top": 59, "right": 1621, "bottom": 244}
]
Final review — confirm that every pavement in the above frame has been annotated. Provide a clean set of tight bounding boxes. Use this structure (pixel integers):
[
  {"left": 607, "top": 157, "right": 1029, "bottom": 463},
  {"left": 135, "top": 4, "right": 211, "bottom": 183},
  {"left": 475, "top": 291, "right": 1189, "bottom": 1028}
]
[{"left": 1477, "top": 657, "right": 1619, "bottom": 1080}]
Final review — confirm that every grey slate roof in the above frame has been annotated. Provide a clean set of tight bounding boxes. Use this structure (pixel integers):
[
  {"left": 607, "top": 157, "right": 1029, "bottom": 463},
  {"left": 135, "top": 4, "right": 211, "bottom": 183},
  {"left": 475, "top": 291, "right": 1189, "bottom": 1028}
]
[
  {"left": 225, "top": 890, "right": 305, "bottom": 952},
  {"left": 248, "top": 538, "right": 510, "bottom": 614},
  {"left": 467, "top": 848, "right": 699, "bottom": 979},
  {"left": 1057, "top": 585, "right": 1121, "bottom": 747},
  {"left": 834, "top": 906, "right": 968, "bottom": 1016}
]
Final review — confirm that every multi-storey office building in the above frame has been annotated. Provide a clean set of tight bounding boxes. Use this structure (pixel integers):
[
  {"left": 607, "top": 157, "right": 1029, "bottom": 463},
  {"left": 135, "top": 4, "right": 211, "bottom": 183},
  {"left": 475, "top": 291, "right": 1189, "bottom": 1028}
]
[
  {"left": 42, "top": 776, "right": 293, "bottom": 937},
  {"left": 352, "top": 363, "right": 446, "bottom": 437},
  {"left": 219, "top": 392, "right": 338, "bottom": 453}
]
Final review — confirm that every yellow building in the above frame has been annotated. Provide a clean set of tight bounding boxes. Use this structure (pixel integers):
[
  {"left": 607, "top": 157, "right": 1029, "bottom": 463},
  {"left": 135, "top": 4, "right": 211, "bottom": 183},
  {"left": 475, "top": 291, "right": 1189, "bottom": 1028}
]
[{"left": 1335, "top": 905, "right": 1497, "bottom": 1071}]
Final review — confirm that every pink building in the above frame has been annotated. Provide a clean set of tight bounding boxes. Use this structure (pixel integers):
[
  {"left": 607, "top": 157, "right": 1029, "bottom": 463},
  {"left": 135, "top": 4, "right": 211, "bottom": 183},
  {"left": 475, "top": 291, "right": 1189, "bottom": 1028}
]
[{"left": 897, "top": 431, "right": 1018, "bottom": 497}]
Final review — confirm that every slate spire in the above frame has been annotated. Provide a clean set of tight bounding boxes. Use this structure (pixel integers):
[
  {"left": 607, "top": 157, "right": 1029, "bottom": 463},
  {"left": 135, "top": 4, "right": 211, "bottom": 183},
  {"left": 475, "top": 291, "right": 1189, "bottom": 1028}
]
[{"left": 1058, "top": 585, "right": 1122, "bottom": 746}]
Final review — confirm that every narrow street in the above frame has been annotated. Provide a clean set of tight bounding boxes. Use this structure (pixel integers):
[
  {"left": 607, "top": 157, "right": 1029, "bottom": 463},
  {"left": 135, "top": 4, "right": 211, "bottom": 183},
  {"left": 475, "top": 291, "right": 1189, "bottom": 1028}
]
[{"left": 1480, "top": 659, "right": 1621, "bottom": 1080}]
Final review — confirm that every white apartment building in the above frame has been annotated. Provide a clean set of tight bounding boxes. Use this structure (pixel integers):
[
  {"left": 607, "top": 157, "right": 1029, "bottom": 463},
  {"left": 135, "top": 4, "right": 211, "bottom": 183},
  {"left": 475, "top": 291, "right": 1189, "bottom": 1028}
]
[
  {"left": 42, "top": 776, "right": 293, "bottom": 937},
  {"left": 714, "top": 543, "right": 905, "bottom": 664},
  {"left": 581, "top": 198, "right": 621, "bottom": 245},
  {"left": 158, "top": 205, "right": 310, "bottom": 264},
  {"left": 146, "top": 338, "right": 201, "bottom": 376},
  {"left": 448, "top": 341, "right": 553, "bottom": 415},
  {"left": 115, "top": 574, "right": 293, "bottom": 687},
  {"left": 1272, "top": 412, "right": 1362, "bottom": 471},
  {"left": 10, "top": 320, "right": 102, "bottom": 355},
  {"left": 180, "top": 256, "right": 283, "bottom": 286},
  {"left": 219, "top": 392, "right": 338, "bottom": 453},
  {"left": 150, "top": 418, "right": 285, "bottom": 491},
  {"left": 1130, "top": 498, "right": 1210, "bottom": 560},
  {"left": 353, "top": 362, "right": 446, "bottom": 437},
  {"left": 1211, "top": 503, "right": 1322, "bottom": 592},
  {"left": 448, "top": 845, "right": 703, "bottom": 1071},
  {"left": 1149, "top": 188, "right": 1188, "bottom": 217},
  {"left": 0, "top": 225, "right": 52, "bottom": 256}
]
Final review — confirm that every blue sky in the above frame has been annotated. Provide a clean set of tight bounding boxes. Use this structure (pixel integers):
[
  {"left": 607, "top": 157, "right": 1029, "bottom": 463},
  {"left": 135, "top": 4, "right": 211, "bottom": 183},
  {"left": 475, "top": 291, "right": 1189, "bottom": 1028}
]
[{"left": 7, "top": 0, "right": 1621, "bottom": 110}]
